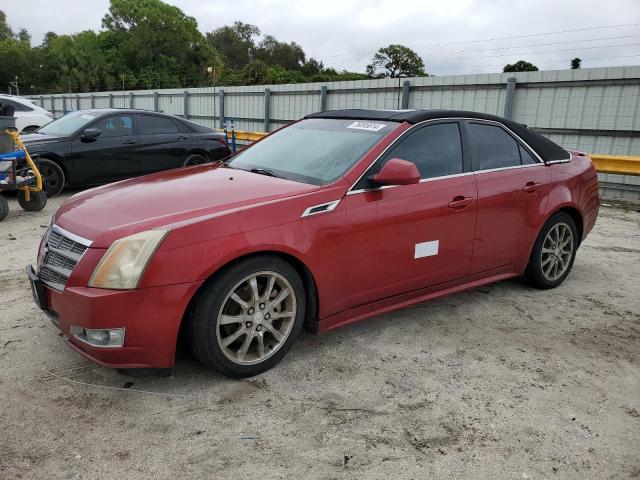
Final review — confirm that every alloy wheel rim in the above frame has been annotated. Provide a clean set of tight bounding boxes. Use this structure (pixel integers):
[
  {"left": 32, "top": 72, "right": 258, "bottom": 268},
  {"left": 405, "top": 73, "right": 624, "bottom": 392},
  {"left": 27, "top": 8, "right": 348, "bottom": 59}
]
[
  {"left": 540, "top": 222, "right": 574, "bottom": 281},
  {"left": 42, "top": 165, "right": 60, "bottom": 193},
  {"left": 216, "top": 271, "right": 297, "bottom": 365}
]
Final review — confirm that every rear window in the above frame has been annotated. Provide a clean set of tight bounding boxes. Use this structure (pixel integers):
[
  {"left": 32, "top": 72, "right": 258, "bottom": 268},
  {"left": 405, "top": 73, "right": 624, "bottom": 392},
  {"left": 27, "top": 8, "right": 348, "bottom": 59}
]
[{"left": 228, "top": 118, "right": 399, "bottom": 185}]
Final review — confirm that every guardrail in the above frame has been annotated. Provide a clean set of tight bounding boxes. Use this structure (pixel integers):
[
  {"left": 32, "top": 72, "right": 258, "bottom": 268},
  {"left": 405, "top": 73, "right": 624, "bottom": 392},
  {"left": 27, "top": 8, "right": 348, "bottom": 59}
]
[
  {"left": 224, "top": 129, "right": 640, "bottom": 177},
  {"left": 590, "top": 154, "right": 640, "bottom": 175}
]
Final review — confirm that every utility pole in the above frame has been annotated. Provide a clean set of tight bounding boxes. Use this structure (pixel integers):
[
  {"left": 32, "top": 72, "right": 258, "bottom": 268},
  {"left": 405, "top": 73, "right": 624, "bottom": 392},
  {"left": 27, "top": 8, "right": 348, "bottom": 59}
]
[
  {"left": 121, "top": 74, "right": 125, "bottom": 108},
  {"left": 9, "top": 76, "right": 19, "bottom": 96}
]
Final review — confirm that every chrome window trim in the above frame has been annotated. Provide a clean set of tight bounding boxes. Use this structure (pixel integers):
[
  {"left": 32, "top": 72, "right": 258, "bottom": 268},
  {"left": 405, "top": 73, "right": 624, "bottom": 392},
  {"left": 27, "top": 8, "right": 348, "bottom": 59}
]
[
  {"left": 301, "top": 199, "right": 341, "bottom": 217},
  {"left": 51, "top": 224, "right": 93, "bottom": 247},
  {"left": 345, "top": 116, "right": 571, "bottom": 196}
]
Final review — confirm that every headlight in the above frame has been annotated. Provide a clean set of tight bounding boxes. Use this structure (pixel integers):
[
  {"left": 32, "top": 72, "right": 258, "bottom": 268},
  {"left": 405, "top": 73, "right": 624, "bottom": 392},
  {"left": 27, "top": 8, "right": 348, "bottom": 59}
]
[{"left": 88, "top": 229, "right": 170, "bottom": 290}]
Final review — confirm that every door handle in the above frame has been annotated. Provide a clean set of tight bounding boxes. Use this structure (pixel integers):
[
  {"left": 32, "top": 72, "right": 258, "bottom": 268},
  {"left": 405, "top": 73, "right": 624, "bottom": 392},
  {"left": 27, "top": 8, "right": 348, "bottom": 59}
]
[
  {"left": 178, "top": 136, "right": 189, "bottom": 140},
  {"left": 523, "top": 182, "right": 541, "bottom": 193},
  {"left": 122, "top": 139, "right": 137, "bottom": 145},
  {"left": 448, "top": 196, "right": 474, "bottom": 209}
]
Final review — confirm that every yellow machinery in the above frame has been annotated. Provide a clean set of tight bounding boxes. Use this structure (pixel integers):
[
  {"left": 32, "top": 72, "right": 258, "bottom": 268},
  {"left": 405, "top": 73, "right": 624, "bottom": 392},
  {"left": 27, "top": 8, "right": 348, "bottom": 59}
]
[{"left": 0, "top": 129, "right": 47, "bottom": 222}]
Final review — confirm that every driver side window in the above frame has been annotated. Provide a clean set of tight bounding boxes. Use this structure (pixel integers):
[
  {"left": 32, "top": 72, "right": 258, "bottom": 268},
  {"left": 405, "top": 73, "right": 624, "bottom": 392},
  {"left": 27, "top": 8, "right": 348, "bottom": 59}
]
[
  {"left": 354, "top": 122, "right": 463, "bottom": 190},
  {"left": 92, "top": 115, "right": 134, "bottom": 138}
]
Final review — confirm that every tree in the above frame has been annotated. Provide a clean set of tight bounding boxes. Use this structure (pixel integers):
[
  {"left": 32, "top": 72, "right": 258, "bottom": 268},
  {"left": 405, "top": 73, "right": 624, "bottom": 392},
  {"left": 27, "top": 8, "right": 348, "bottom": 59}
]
[
  {"left": 255, "top": 35, "right": 305, "bottom": 70},
  {"left": 503, "top": 60, "right": 538, "bottom": 72},
  {"left": 571, "top": 57, "right": 581, "bottom": 69},
  {"left": 366, "top": 44, "right": 426, "bottom": 78},
  {"left": 0, "top": 10, "right": 12, "bottom": 41},
  {"left": 207, "top": 22, "right": 259, "bottom": 70}
]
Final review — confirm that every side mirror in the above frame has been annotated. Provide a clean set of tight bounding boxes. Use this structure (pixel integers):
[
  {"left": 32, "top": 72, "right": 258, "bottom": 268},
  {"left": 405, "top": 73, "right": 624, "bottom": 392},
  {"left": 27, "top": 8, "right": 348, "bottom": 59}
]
[
  {"left": 370, "top": 158, "right": 420, "bottom": 186},
  {"left": 81, "top": 128, "right": 101, "bottom": 142}
]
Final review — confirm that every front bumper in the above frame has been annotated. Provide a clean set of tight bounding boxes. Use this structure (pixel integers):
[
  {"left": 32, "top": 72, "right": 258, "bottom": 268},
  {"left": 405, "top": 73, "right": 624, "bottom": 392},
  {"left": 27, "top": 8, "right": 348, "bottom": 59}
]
[{"left": 28, "top": 265, "right": 203, "bottom": 368}]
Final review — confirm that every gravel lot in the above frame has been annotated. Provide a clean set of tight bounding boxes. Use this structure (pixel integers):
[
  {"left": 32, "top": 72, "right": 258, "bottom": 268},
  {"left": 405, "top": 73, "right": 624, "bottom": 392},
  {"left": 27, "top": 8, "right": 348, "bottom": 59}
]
[{"left": 0, "top": 192, "right": 639, "bottom": 479}]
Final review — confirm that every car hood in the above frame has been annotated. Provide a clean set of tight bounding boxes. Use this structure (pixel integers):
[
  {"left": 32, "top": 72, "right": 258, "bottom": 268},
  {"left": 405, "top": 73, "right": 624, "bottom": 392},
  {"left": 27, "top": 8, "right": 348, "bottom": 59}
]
[
  {"left": 54, "top": 164, "right": 319, "bottom": 248},
  {"left": 20, "top": 132, "right": 67, "bottom": 145}
]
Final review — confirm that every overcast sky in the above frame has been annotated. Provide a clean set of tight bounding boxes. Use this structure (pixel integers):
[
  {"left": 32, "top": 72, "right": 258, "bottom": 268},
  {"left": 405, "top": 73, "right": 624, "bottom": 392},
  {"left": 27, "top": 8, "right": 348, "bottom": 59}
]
[{"left": 3, "top": 0, "right": 640, "bottom": 75}]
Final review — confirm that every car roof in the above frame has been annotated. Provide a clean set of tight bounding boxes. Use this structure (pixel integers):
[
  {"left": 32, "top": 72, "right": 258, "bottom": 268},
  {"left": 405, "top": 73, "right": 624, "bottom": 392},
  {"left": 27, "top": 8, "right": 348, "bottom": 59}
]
[
  {"left": 0, "top": 94, "right": 36, "bottom": 105},
  {"left": 305, "top": 108, "right": 570, "bottom": 163}
]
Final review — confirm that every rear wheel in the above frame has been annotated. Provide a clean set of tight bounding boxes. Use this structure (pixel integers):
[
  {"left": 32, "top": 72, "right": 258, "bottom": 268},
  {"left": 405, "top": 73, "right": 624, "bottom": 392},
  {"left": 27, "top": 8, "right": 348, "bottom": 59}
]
[
  {"left": 524, "top": 212, "right": 578, "bottom": 289},
  {"left": 39, "top": 159, "right": 65, "bottom": 197},
  {"left": 183, "top": 153, "right": 208, "bottom": 167},
  {"left": 189, "top": 256, "right": 306, "bottom": 378},
  {"left": 0, "top": 195, "right": 8, "bottom": 221},
  {"left": 18, "top": 190, "right": 47, "bottom": 212}
]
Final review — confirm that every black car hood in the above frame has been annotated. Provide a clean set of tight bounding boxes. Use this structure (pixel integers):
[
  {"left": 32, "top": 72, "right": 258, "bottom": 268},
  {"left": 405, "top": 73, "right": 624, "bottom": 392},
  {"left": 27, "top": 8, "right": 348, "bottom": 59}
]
[{"left": 20, "top": 133, "right": 68, "bottom": 145}]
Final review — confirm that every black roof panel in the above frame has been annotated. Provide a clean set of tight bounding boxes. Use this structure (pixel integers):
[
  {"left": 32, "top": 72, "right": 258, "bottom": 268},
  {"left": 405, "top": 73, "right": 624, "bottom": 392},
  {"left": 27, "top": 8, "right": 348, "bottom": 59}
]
[{"left": 306, "top": 109, "right": 570, "bottom": 162}]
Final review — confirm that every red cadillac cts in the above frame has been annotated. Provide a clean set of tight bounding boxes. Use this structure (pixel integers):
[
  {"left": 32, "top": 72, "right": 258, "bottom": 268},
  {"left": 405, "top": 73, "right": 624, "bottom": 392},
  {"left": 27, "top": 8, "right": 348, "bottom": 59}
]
[{"left": 27, "top": 109, "right": 599, "bottom": 378}]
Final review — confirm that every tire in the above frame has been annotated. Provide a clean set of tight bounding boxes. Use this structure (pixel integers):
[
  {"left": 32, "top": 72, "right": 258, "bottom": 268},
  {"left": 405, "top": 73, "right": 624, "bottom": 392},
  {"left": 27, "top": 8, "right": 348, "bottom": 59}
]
[
  {"left": 189, "top": 256, "right": 306, "bottom": 378},
  {"left": 183, "top": 153, "right": 208, "bottom": 167},
  {"left": 21, "top": 125, "right": 40, "bottom": 134},
  {"left": 17, "top": 190, "right": 47, "bottom": 212},
  {"left": 524, "top": 212, "right": 578, "bottom": 289},
  {"left": 0, "top": 195, "right": 8, "bottom": 222},
  {"left": 38, "top": 159, "right": 65, "bottom": 197}
]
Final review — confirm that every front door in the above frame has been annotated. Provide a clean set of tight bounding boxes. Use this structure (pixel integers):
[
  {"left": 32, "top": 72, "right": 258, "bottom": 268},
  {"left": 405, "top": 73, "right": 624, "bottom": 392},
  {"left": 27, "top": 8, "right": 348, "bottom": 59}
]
[
  {"left": 70, "top": 113, "right": 139, "bottom": 184},
  {"left": 343, "top": 121, "right": 478, "bottom": 308}
]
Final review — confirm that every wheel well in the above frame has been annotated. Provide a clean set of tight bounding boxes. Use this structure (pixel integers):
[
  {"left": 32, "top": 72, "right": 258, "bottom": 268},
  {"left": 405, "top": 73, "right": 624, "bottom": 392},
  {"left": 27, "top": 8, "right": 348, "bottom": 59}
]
[
  {"left": 175, "top": 251, "right": 319, "bottom": 359},
  {"left": 558, "top": 206, "right": 584, "bottom": 245},
  {"left": 185, "top": 149, "right": 209, "bottom": 159},
  {"left": 37, "top": 155, "right": 67, "bottom": 178}
]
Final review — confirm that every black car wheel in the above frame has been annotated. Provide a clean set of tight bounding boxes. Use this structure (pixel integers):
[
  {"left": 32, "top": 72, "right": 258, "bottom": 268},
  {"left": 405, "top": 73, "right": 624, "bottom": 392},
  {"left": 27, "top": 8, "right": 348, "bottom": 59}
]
[
  {"left": 189, "top": 255, "right": 306, "bottom": 378},
  {"left": 39, "top": 159, "right": 65, "bottom": 197},
  {"left": 183, "top": 153, "right": 208, "bottom": 167},
  {"left": 524, "top": 212, "right": 578, "bottom": 289},
  {"left": 0, "top": 195, "right": 8, "bottom": 221},
  {"left": 17, "top": 190, "right": 47, "bottom": 212}
]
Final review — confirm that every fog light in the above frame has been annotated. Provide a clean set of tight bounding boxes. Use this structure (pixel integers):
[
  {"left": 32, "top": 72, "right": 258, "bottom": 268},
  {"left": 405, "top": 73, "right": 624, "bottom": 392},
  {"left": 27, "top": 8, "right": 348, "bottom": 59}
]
[{"left": 70, "top": 326, "right": 125, "bottom": 348}]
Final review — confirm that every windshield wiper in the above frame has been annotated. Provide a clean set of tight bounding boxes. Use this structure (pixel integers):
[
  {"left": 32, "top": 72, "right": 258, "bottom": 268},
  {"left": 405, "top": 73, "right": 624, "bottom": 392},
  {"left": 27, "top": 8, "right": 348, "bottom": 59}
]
[{"left": 249, "top": 168, "right": 283, "bottom": 179}]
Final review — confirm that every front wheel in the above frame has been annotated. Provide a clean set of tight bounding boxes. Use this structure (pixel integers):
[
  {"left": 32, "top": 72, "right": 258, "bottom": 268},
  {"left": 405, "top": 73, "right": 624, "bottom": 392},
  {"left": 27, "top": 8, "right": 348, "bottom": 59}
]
[
  {"left": 0, "top": 195, "right": 8, "bottom": 221},
  {"left": 17, "top": 190, "right": 47, "bottom": 212},
  {"left": 524, "top": 212, "right": 578, "bottom": 289},
  {"left": 39, "top": 159, "right": 65, "bottom": 197},
  {"left": 189, "top": 256, "right": 306, "bottom": 378}
]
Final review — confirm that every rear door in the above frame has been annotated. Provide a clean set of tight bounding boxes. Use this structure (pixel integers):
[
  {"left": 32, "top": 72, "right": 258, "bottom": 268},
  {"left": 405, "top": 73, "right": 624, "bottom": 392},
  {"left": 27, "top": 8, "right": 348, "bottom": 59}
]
[
  {"left": 343, "top": 121, "right": 478, "bottom": 307},
  {"left": 466, "top": 120, "right": 551, "bottom": 274},
  {"left": 70, "top": 113, "right": 139, "bottom": 184},
  {"left": 137, "top": 114, "right": 192, "bottom": 174}
]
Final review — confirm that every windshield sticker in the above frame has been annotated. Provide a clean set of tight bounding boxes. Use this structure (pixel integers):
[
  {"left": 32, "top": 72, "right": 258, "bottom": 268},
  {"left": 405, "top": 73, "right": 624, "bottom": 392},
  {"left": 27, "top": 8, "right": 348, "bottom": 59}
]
[
  {"left": 80, "top": 115, "right": 96, "bottom": 120},
  {"left": 346, "top": 121, "right": 387, "bottom": 132}
]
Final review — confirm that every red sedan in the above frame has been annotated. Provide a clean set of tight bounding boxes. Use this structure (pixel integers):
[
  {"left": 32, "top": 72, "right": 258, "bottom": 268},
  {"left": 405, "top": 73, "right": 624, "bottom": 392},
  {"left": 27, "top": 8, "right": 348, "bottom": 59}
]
[{"left": 27, "top": 109, "right": 600, "bottom": 378}]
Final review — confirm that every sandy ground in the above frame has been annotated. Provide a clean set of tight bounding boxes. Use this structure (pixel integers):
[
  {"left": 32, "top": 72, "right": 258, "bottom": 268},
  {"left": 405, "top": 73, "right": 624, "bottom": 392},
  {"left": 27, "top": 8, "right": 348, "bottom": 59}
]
[{"left": 0, "top": 192, "right": 639, "bottom": 480}]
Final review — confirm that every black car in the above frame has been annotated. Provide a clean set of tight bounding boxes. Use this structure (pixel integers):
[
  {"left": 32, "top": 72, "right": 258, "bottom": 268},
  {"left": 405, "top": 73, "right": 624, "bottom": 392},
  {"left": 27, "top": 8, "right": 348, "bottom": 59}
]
[{"left": 22, "top": 109, "right": 231, "bottom": 196}]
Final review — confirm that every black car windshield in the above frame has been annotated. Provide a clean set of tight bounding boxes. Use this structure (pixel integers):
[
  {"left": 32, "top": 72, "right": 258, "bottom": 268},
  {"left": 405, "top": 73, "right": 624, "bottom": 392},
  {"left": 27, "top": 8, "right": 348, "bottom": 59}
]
[
  {"left": 227, "top": 118, "right": 399, "bottom": 185},
  {"left": 37, "top": 111, "right": 100, "bottom": 136}
]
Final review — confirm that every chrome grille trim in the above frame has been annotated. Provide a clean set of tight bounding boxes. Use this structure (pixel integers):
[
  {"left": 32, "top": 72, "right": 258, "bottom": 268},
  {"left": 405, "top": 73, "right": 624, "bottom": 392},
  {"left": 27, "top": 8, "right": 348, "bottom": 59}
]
[{"left": 38, "top": 225, "right": 92, "bottom": 291}]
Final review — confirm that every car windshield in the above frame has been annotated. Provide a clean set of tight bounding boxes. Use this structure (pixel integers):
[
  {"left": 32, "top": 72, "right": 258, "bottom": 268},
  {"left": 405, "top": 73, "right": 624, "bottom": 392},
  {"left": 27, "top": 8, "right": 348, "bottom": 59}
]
[
  {"left": 227, "top": 118, "right": 399, "bottom": 185},
  {"left": 37, "top": 111, "right": 99, "bottom": 136}
]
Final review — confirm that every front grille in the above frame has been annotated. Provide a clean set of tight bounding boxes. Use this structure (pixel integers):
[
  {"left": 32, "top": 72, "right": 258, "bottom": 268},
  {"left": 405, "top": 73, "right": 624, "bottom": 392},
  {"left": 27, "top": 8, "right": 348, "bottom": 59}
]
[{"left": 38, "top": 226, "right": 92, "bottom": 291}]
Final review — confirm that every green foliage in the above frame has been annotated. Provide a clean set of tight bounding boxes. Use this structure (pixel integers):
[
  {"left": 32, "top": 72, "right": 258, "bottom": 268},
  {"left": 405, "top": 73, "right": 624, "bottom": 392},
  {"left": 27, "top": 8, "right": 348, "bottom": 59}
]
[
  {"left": 0, "top": 2, "right": 387, "bottom": 94},
  {"left": 366, "top": 44, "right": 427, "bottom": 78},
  {"left": 503, "top": 60, "right": 539, "bottom": 72}
]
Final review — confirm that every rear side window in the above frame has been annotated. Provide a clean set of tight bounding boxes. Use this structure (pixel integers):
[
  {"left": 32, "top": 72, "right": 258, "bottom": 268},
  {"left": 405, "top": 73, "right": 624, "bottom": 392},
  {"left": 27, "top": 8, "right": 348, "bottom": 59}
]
[
  {"left": 519, "top": 144, "right": 538, "bottom": 165},
  {"left": 469, "top": 123, "right": 521, "bottom": 171},
  {"left": 139, "top": 115, "right": 180, "bottom": 135},
  {"left": 356, "top": 122, "right": 463, "bottom": 188},
  {"left": 1, "top": 99, "right": 33, "bottom": 112}
]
